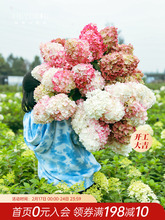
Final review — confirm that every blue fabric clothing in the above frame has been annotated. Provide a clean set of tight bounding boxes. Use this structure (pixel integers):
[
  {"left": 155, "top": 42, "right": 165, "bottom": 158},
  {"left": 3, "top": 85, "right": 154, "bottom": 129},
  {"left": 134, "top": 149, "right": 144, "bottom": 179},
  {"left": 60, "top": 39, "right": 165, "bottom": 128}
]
[{"left": 23, "top": 110, "right": 101, "bottom": 189}]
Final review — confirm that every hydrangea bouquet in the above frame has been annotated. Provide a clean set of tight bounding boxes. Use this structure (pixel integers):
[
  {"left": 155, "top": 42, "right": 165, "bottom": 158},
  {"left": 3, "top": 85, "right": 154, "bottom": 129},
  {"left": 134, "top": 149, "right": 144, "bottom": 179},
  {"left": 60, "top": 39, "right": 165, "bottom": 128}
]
[{"left": 32, "top": 23, "right": 156, "bottom": 156}]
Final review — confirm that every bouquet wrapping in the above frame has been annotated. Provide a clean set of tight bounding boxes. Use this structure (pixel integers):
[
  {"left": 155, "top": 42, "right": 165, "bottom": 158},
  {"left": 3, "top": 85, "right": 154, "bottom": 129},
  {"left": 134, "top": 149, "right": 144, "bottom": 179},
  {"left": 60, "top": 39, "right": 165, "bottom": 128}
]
[{"left": 31, "top": 23, "right": 156, "bottom": 156}]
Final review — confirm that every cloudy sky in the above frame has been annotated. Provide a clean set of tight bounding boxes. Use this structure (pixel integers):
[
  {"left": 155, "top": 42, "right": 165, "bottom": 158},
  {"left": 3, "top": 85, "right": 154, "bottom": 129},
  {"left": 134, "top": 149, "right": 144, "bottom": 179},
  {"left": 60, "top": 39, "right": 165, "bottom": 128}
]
[{"left": 0, "top": 0, "right": 165, "bottom": 73}]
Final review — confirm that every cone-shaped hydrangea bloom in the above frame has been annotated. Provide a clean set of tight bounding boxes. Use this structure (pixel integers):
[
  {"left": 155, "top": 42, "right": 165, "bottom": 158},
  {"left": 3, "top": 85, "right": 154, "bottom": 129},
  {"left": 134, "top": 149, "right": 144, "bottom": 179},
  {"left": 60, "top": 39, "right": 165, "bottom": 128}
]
[
  {"left": 65, "top": 38, "right": 93, "bottom": 66},
  {"left": 31, "top": 63, "right": 51, "bottom": 82},
  {"left": 40, "top": 42, "right": 66, "bottom": 68},
  {"left": 137, "top": 124, "right": 154, "bottom": 136},
  {"left": 100, "top": 26, "right": 118, "bottom": 52},
  {"left": 99, "top": 52, "right": 125, "bottom": 81},
  {"left": 105, "top": 82, "right": 156, "bottom": 109},
  {"left": 105, "top": 82, "right": 134, "bottom": 103},
  {"left": 128, "top": 180, "right": 159, "bottom": 203},
  {"left": 124, "top": 101, "right": 148, "bottom": 126},
  {"left": 118, "top": 43, "right": 134, "bottom": 54},
  {"left": 123, "top": 54, "right": 139, "bottom": 74},
  {"left": 128, "top": 82, "right": 156, "bottom": 109},
  {"left": 111, "top": 120, "right": 136, "bottom": 144},
  {"left": 34, "top": 84, "right": 54, "bottom": 102},
  {"left": 52, "top": 69, "right": 76, "bottom": 93},
  {"left": 41, "top": 67, "right": 62, "bottom": 92},
  {"left": 79, "top": 70, "right": 105, "bottom": 96},
  {"left": 46, "top": 94, "right": 77, "bottom": 121},
  {"left": 72, "top": 64, "right": 95, "bottom": 90},
  {"left": 33, "top": 95, "right": 53, "bottom": 124},
  {"left": 41, "top": 67, "right": 75, "bottom": 93},
  {"left": 79, "top": 23, "right": 106, "bottom": 60},
  {"left": 71, "top": 100, "right": 110, "bottom": 152},
  {"left": 84, "top": 89, "right": 125, "bottom": 123},
  {"left": 105, "top": 139, "right": 132, "bottom": 156}
]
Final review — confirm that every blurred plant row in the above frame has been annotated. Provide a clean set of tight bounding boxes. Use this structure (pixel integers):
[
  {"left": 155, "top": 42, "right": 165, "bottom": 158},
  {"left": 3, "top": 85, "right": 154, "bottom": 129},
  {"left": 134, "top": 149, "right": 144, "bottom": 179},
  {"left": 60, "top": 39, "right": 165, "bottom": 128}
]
[{"left": 0, "top": 83, "right": 165, "bottom": 208}]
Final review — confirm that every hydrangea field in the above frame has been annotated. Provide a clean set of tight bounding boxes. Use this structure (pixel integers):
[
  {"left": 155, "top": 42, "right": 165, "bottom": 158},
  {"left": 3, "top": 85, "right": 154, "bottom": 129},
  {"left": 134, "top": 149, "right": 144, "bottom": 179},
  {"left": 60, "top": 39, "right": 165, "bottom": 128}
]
[{"left": 0, "top": 84, "right": 165, "bottom": 208}]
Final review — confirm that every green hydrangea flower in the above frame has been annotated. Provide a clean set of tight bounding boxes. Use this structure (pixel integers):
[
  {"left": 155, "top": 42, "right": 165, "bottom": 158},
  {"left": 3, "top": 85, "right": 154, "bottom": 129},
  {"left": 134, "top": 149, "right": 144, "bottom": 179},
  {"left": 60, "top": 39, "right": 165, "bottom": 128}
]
[
  {"left": 154, "top": 121, "right": 163, "bottom": 129},
  {"left": 93, "top": 171, "right": 109, "bottom": 192},
  {"left": 149, "top": 137, "right": 162, "bottom": 152},
  {"left": 108, "top": 178, "right": 122, "bottom": 192},
  {"left": 161, "top": 129, "right": 165, "bottom": 139},
  {"left": 83, "top": 185, "right": 103, "bottom": 202},
  {"left": 119, "top": 158, "right": 132, "bottom": 168},
  {"left": 128, "top": 166, "right": 141, "bottom": 178}
]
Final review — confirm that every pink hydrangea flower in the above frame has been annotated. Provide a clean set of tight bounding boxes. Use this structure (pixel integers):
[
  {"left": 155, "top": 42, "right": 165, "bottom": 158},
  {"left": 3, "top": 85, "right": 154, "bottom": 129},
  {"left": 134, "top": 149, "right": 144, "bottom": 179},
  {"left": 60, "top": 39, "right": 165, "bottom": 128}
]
[
  {"left": 40, "top": 42, "right": 66, "bottom": 68},
  {"left": 123, "top": 54, "right": 140, "bottom": 75},
  {"left": 46, "top": 94, "right": 77, "bottom": 121},
  {"left": 52, "top": 69, "right": 76, "bottom": 93},
  {"left": 72, "top": 64, "right": 95, "bottom": 90},
  {"left": 124, "top": 101, "right": 148, "bottom": 126},
  {"left": 100, "top": 26, "right": 118, "bottom": 52},
  {"left": 111, "top": 120, "right": 136, "bottom": 144},
  {"left": 79, "top": 70, "right": 105, "bottom": 96},
  {"left": 99, "top": 52, "right": 125, "bottom": 81},
  {"left": 64, "top": 38, "right": 93, "bottom": 66},
  {"left": 79, "top": 23, "right": 106, "bottom": 60},
  {"left": 92, "top": 120, "right": 111, "bottom": 148},
  {"left": 131, "top": 68, "right": 144, "bottom": 83},
  {"left": 118, "top": 43, "right": 134, "bottom": 54}
]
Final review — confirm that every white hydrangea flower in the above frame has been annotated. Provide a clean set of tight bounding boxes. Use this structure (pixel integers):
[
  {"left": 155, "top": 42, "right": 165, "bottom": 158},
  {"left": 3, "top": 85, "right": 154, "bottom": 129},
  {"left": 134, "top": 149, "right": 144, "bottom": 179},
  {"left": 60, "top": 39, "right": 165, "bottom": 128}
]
[
  {"left": 71, "top": 101, "right": 110, "bottom": 152},
  {"left": 41, "top": 67, "right": 62, "bottom": 92},
  {"left": 0, "top": 114, "right": 4, "bottom": 120},
  {"left": 154, "top": 90, "right": 160, "bottom": 94},
  {"left": 128, "top": 82, "right": 156, "bottom": 109},
  {"left": 160, "top": 86, "right": 165, "bottom": 91},
  {"left": 105, "top": 82, "right": 133, "bottom": 103},
  {"left": 14, "top": 92, "right": 21, "bottom": 99},
  {"left": 84, "top": 89, "right": 125, "bottom": 123},
  {"left": 136, "top": 124, "right": 154, "bottom": 136},
  {"left": 105, "top": 140, "right": 132, "bottom": 156},
  {"left": 0, "top": 94, "right": 7, "bottom": 99},
  {"left": 105, "top": 82, "right": 156, "bottom": 110},
  {"left": 128, "top": 180, "right": 159, "bottom": 203},
  {"left": 79, "top": 127, "right": 101, "bottom": 152}
]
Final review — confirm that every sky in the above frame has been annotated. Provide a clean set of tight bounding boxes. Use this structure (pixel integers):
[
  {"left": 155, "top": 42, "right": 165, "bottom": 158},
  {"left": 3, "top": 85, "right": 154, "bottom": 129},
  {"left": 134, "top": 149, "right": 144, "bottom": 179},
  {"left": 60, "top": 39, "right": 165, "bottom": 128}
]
[{"left": 0, "top": 0, "right": 165, "bottom": 73}]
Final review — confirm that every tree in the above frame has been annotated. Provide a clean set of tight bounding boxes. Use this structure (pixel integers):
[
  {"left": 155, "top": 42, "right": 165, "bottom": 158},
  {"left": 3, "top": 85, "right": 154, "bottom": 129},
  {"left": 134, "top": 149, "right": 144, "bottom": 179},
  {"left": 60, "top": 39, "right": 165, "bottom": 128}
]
[
  {"left": 0, "top": 54, "right": 11, "bottom": 76},
  {"left": 7, "top": 53, "right": 15, "bottom": 68},
  {"left": 11, "top": 57, "right": 28, "bottom": 76}
]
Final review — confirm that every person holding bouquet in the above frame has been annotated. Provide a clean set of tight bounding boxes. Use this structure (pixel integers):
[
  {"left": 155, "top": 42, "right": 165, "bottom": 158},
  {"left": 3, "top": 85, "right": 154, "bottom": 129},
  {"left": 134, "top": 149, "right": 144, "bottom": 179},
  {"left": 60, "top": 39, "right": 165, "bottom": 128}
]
[{"left": 22, "top": 72, "right": 101, "bottom": 191}]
